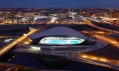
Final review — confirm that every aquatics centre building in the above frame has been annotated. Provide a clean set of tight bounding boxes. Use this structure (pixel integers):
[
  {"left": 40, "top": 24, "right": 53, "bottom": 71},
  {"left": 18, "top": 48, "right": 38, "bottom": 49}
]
[{"left": 27, "top": 26, "right": 107, "bottom": 53}]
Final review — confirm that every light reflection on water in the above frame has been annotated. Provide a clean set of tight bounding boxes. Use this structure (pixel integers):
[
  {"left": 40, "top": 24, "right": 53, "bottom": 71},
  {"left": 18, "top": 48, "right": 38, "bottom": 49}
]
[
  {"left": 8, "top": 54, "right": 47, "bottom": 68},
  {"left": 1, "top": 53, "right": 114, "bottom": 71}
]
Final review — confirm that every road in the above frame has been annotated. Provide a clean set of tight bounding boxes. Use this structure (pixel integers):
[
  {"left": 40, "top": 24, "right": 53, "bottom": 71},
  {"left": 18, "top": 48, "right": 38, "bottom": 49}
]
[
  {"left": 0, "top": 28, "right": 39, "bottom": 56},
  {"left": 73, "top": 54, "right": 119, "bottom": 70},
  {"left": 82, "top": 31, "right": 119, "bottom": 48},
  {"left": 93, "top": 35, "right": 119, "bottom": 48},
  {"left": 84, "top": 19, "right": 119, "bottom": 34}
]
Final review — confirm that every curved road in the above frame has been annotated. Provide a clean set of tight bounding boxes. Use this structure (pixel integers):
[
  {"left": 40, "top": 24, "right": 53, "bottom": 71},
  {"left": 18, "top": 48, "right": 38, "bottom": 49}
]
[{"left": 84, "top": 19, "right": 119, "bottom": 34}]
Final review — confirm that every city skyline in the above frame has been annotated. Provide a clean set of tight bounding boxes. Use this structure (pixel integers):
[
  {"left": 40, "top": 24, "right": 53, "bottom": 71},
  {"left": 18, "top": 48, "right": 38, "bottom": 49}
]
[{"left": 0, "top": 0, "right": 119, "bottom": 8}]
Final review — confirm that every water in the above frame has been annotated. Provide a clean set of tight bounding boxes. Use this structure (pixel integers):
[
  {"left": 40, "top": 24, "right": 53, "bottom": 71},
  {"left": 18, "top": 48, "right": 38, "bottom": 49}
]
[{"left": 1, "top": 53, "right": 114, "bottom": 71}]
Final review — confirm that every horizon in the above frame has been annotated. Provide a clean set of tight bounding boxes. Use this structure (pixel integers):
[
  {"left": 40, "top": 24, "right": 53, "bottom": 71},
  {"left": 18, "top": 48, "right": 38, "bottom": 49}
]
[{"left": 0, "top": 0, "right": 119, "bottom": 8}]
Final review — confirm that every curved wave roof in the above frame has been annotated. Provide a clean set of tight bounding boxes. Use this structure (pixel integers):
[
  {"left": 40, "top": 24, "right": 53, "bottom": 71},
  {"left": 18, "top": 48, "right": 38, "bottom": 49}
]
[{"left": 29, "top": 26, "right": 88, "bottom": 39}]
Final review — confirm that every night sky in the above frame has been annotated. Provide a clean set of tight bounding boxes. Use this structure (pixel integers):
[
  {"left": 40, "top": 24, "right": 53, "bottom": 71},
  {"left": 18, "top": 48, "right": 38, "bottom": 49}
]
[{"left": 0, "top": 0, "right": 119, "bottom": 8}]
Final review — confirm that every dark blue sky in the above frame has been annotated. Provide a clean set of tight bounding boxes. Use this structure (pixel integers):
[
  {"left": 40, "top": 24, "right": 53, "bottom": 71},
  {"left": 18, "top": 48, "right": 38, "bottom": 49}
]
[{"left": 0, "top": 0, "right": 119, "bottom": 8}]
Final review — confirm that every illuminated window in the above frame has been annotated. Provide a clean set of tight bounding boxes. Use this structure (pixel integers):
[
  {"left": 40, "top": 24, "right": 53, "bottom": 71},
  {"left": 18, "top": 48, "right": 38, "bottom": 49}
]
[{"left": 39, "top": 37, "right": 84, "bottom": 45}]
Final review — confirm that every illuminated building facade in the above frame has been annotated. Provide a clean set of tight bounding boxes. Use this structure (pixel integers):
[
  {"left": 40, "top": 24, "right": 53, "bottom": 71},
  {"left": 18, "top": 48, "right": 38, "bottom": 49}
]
[
  {"left": 29, "top": 27, "right": 88, "bottom": 44},
  {"left": 22, "top": 26, "right": 106, "bottom": 57}
]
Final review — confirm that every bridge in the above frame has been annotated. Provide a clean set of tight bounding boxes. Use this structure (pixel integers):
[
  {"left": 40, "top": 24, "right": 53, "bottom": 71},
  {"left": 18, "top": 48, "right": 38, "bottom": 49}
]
[{"left": 0, "top": 28, "right": 39, "bottom": 56}]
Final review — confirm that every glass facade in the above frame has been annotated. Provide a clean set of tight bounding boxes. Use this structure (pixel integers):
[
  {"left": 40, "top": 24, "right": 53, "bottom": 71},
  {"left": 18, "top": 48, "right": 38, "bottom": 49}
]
[{"left": 39, "top": 37, "right": 85, "bottom": 45}]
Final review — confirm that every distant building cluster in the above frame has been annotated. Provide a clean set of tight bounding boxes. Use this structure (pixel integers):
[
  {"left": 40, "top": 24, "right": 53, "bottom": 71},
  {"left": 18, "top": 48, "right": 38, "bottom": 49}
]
[{"left": 0, "top": 8, "right": 119, "bottom": 26}]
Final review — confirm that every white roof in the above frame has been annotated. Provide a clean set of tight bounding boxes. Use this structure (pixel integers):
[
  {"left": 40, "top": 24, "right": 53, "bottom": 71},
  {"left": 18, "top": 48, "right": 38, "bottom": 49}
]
[{"left": 29, "top": 26, "right": 87, "bottom": 39}]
